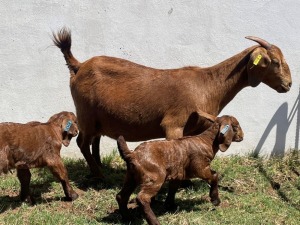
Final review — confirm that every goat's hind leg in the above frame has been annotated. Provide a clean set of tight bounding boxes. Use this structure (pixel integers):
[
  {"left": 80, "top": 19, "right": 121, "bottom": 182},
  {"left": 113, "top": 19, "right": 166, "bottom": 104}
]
[
  {"left": 17, "top": 169, "right": 35, "bottom": 205},
  {"left": 77, "top": 132, "right": 104, "bottom": 179},
  {"left": 137, "top": 181, "right": 164, "bottom": 225},
  {"left": 116, "top": 173, "right": 137, "bottom": 222},
  {"left": 91, "top": 136, "right": 101, "bottom": 166}
]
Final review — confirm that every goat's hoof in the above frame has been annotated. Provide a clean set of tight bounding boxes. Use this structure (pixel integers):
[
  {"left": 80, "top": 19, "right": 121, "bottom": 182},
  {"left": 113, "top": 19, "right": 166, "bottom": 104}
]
[
  {"left": 211, "top": 198, "right": 221, "bottom": 206},
  {"left": 71, "top": 192, "right": 79, "bottom": 201},
  {"left": 21, "top": 195, "right": 35, "bottom": 205},
  {"left": 63, "top": 192, "right": 79, "bottom": 202}
]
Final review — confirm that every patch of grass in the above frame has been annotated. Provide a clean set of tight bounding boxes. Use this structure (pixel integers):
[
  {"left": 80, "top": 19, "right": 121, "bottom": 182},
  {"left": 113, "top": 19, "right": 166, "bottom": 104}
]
[{"left": 1, "top": 150, "right": 300, "bottom": 225}]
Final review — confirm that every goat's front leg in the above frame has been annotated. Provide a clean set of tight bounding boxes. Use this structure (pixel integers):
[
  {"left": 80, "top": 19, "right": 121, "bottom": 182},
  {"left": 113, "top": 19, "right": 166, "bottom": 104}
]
[
  {"left": 46, "top": 156, "right": 78, "bottom": 201},
  {"left": 165, "top": 180, "right": 181, "bottom": 211},
  {"left": 17, "top": 169, "right": 35, "bottom": 205},
  {"left": 198, "top": 166, "right": 220, "bottom": 206}
]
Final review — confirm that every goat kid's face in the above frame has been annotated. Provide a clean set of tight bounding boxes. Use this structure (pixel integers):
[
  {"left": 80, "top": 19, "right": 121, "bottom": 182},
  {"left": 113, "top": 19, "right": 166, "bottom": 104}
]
[
  {"left": 218, "top": 116, "right": 244, "bottom": 152},
  {"left": 49, "top": 112, "right": 79, "bottom": 146},
  {"left": 247, "top": 46, "right": 292, "bottom": 93}
]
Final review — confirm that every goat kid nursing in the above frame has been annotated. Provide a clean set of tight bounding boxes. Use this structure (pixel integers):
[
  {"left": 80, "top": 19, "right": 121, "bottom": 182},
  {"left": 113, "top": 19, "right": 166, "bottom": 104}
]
[
  {"left": 116, "top": 115, "right": 244, "bottom": 225},
  {"left": 0, "top": 111, "right": 79, "bottom": 205}
]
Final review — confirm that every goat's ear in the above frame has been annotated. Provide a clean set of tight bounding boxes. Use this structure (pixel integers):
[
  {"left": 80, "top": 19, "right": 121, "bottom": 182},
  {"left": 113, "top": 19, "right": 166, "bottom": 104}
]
[
  {"left": 61, "top": 119, "right": 73, "bottom": 147},
  {"left": 247, "top": 47, "right": 271, "bottom": 87},
  {"left": 218, "top": 124, "right": 234, "bottom": 152}
]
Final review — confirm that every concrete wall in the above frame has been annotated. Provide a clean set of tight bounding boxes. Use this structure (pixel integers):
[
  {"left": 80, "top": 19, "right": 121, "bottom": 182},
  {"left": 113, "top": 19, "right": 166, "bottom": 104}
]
[{"left": 0, "top": 0, "right": 299, "bottom": 158}]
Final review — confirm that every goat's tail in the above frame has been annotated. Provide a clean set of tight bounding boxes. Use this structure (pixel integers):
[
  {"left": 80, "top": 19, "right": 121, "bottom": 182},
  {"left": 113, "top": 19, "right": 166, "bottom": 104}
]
[
  {"left": 52, "top": 27, "right": 81, "bottom": 76},
  {"left": 117, "top": 136, "right": 132, "bottom": 163}
]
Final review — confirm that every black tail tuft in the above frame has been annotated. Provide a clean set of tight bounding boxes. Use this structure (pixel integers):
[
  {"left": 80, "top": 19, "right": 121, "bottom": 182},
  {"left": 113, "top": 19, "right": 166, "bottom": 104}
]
[
  {"left": 52, "top": 27, "right": 81, "bottom": 75},
  {"left": 52, "top": 27, "right": 72, "bottom": 52}
]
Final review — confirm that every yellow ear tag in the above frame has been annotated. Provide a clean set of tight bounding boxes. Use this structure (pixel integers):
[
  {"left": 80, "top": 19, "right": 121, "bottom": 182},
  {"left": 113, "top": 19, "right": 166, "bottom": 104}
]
[{"left": 253, "top": 54, "right": 262, "bottom": 65}]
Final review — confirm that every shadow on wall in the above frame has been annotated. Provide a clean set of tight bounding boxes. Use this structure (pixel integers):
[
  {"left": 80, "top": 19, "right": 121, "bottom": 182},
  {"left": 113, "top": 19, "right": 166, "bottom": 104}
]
[{"left": 254, "top": 88, "right": 300, "bottom": 156}]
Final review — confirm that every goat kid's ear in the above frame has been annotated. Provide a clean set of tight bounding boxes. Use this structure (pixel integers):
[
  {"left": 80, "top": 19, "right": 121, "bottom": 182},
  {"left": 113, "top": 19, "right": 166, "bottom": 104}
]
[
  {"left": 218, "top": 124, "right": 234, "bottom": 152},
  {"left": 247, "top": 47, "right": 271, "bottom": 87},
  {"left": 61, "top": 119, "right": 74, "bottom": 147}
]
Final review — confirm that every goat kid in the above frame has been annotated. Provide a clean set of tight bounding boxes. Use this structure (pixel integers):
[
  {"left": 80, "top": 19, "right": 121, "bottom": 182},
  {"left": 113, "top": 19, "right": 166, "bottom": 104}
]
[
  {"left": 116, "top": 115, "right": 243, "bottom": 225},
  {"left": 53, "top": 28, "right": 291, "bottom": 178},
  {"left": 0, "top": 111, "right": 79, "bottom": 204}
]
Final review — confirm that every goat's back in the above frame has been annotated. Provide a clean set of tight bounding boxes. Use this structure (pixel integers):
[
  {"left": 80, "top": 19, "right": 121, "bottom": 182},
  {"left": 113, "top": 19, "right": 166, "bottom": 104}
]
[
  {"left": 71, "top": 56, "right": 211, "bottom": 140},
  {"left": 0, "top": 122, "right": 59, "bottom": 153}
]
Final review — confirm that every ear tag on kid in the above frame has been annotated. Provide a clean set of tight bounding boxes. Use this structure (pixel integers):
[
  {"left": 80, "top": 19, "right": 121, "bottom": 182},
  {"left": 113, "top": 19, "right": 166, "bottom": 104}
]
[
  {"left": 253, "top": 54, "right": 262, "bottom": 65},
  {"left": 221, "top": 125, "right": 230, "bottom": 135},
  {"left": 64, "top": 120, "right": 72, "bottom": 132}
]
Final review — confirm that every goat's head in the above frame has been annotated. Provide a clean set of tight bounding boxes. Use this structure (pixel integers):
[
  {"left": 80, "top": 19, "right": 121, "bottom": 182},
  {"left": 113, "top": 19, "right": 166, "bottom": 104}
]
[
  {"left": 48, "top": 111, "right": 79, "bottom": 146},
  {"left": 246, "top": 36, "right": 292, "bottom": 93},
  {"left": 216, "top": 115, "right": 244, "bottom": 152}
]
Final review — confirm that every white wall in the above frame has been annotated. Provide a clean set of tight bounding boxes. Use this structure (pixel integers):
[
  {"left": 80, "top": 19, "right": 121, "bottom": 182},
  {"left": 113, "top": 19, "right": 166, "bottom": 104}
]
[{"left": 0, "top": 0, "right": 299, "bottom": 157}]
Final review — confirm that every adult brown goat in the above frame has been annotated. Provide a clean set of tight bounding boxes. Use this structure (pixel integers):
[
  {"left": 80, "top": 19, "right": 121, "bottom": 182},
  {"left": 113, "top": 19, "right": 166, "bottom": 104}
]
[{"left": 52, "top": 28, "right": 291, "bottom": 178}]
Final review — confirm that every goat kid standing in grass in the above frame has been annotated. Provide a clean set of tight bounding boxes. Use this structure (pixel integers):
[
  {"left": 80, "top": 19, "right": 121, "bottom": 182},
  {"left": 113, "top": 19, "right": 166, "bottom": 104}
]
[
  {"left": 0, "top": 111, "right": 79, "bottom": 205},
  {"left": 53, "top": 28, "right": 291, "bottom": 179},
  {"left": 116, "top": 114, "right": 244, "bottom": 225}
]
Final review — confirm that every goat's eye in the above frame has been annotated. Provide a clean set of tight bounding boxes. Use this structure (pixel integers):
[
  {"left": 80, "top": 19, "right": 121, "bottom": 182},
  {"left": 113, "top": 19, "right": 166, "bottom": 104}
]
[{"left": 273, "top": 59, "right": 280, "bottom": 66}]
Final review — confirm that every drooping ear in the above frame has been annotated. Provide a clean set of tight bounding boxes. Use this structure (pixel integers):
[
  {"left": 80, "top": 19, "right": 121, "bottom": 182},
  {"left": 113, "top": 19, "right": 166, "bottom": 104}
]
[
  {"left": 62, "top": 119, "right": 73, "bottom": 147},
  {"left": 218, "top": 124, "right": 234, "bottom": 152},
  {"left": 247, "top": 47, "right": 271, "bottom": 87}
]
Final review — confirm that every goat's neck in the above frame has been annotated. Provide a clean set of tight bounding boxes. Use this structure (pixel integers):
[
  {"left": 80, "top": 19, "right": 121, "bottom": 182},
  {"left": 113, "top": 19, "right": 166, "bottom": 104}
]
[
  {"left": 51, "top": 124, "right": 63, "bottom": 144},
  {"left": 201, "top": 47, "right": 255, "bottom": 114},
  {"left": 198, "top": 123, "right": 220, "bottom": 158}
]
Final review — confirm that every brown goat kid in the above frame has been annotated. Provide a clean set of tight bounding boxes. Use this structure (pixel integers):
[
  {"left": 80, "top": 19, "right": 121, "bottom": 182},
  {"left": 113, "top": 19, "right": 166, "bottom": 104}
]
[
  {"left": 0, "top": 111, "right": 79, "bottom": 204},
  {"left": 52, "top": 28, "right": 291, "bottom": 178},
  {"left": 116, "top": 115, "right": 244, "bottom": 225}
]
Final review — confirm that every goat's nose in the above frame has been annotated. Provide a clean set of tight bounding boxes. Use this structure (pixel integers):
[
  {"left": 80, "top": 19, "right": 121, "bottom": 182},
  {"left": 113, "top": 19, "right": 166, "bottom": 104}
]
[{"left": 288, "top": 82, "right": 292, "bottom": 88}]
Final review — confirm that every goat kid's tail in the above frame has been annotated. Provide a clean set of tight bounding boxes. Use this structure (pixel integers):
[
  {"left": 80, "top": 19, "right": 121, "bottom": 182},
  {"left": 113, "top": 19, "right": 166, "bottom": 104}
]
[
  {"left": 52, "top": 27, "right": 81, "bottom": 76},
  {"left": 117, "top": 136, "right": 132, "bottom": 163}
]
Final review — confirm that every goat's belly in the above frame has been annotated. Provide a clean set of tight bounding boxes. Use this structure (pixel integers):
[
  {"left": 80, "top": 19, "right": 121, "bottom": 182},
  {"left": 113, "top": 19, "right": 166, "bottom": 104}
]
[{"left": 101, "top": 119, "right": 165, "bottom": 141}]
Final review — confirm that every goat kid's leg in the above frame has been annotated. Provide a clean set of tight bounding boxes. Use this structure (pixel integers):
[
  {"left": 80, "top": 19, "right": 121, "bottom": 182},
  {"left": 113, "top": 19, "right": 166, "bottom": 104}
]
[
  {"left": 91, "top": 136, "right": 101, "bottom": 166},
  {"left": 47, "top": 157, "right": 78, "bottom": 201},
  {"left": 116, "top": 173, "right": 137, "bottom": 222},
  {"left": 209, "top": 170, "right": 220, "bottom": 206},
  {"left": 165, "top": 180, "right": 181, "bottom": 211},
  {"left": 17, "top": 169, "right": 35, "bottom": 205},
  {"left": 77, "top": 132, "right": 103, "bottom": 179},
  {"left": 199, "top": 167, "right": 220, "bottom": 206},
  {"left": 137, "top": 181, "right": 164, "bottom": 225}
]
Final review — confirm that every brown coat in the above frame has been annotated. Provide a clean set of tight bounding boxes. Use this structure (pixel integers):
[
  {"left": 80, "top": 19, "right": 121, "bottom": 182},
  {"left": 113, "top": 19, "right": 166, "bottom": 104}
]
[
  {"left": 53, "top": 29, "right": 291, "bottom": 177},
  {"left": 0, "top": 111, "right": 79, "bottom": 204},
  {"left": 116, "top": 115, "right": 244, "bottom": 225}
]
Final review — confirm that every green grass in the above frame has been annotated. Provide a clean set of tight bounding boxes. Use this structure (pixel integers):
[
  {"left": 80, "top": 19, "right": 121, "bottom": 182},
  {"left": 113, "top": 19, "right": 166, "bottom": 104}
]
[{"left": 0, "top": 150, "right": 299, "bottom": 225}]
